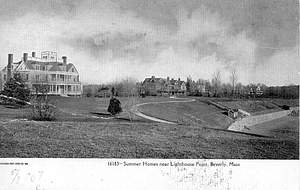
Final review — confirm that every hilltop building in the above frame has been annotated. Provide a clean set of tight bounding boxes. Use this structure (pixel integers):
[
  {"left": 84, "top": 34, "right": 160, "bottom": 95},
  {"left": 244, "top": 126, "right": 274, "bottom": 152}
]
[
  {"left": 0, "top": 51, "right": 82, "bottom": 97},
  {"left": 141, "top": 76, "right": 187, "bottom": 96}
]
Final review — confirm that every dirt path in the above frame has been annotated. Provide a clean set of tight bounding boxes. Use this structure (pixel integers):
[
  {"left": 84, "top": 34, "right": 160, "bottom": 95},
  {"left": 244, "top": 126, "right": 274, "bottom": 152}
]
[{"left": 132, "top": 96, "right": 195, "bottom": 124}]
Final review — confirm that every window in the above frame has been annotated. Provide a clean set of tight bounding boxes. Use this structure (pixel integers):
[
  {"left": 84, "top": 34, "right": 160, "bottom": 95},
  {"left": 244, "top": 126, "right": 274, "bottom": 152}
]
[
  {"left": 26, "top": 74, "right": 29, "bottom": 80},
  {"left": 72, "top": 68, "right": 74, "bottom": 72},
  {"left": 36, "top": 75, "right": 40, "bottom": 81},
  {"left": 4, "top": 74, "right": 6, "bottom": 81},
  {"left": 36, "top": 65, "right": 40, "bottom": 70},
  {"left": 42, "top": 56, "right": 47, "bottom": 59}
]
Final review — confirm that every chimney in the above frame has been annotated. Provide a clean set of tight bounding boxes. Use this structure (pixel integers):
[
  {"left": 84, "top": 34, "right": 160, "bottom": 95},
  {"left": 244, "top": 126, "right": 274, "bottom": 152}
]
[
  {"left": 32, "top": 52, "right": 36, "bottom": 57},
  {"left": 151, "top": 76, "right": 155, "bottom": 79},
  {"left": 7, "top": 54, "right": 13, "bottom": 79},
  {"left": 178, "top": 78, "right": 180, "bottom": 81},
  {"left": 167, "top": 77, "right": 169, "bottom": 82},
  {"left": 62, "top": 56, "right": 67, "bottom": 64},
  {"left": 23, "top": 53, "right": 28, "bottom": 62}
]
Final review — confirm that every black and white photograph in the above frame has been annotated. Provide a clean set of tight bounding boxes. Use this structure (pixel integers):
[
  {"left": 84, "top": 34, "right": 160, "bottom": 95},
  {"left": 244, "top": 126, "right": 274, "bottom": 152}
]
[{"left": 0, "top": 0, "right": 299, "bottom": 189}]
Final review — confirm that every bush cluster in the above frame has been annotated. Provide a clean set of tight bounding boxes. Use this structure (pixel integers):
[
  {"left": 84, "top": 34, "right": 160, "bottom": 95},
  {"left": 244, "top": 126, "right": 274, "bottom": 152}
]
[{"left": 29, "top": 97, "right": 56, "bottom": 121}]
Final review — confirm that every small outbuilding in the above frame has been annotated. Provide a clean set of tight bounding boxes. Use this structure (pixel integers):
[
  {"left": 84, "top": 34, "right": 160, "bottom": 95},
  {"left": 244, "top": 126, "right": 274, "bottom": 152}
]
[{"left": 228, "top": 109, "right": 239, "bottom": 119}]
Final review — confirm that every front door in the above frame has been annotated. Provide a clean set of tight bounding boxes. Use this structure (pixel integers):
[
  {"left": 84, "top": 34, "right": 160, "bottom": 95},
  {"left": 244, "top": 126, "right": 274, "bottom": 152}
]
[{"left": 60, "top": 85, "right": 64, "bottom": 94}]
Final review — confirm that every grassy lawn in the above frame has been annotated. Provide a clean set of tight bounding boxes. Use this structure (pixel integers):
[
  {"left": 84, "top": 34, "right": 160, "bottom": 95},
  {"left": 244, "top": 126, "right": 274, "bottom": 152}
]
[
  {"left": 0, "top": 121, "right": 298, "bottom": 159},
  {"left": 0, "top": 96, "right": 170, "bottom": 122},
  {"left": 0, "top": 96, "right": 298, "bottom": 159},
  {"left": 191, "top": 97, "right": 298, "bottom": 115},
  {"left": 214, "top": 99, "right": 280, "bottom": 115},
  {"left": 241, "top": 115, "right": 299, "bottom": 139},
  {"left": 267, "top": 98, "right": 299, "bottom": 107},
  {"left": 139, "top": 101, "right": 233, "bottom": 129}
]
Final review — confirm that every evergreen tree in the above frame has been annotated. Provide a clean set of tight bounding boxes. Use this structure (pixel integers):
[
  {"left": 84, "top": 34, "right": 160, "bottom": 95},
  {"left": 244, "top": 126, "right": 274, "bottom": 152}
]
[
  {"left": 107, "top": 97, "right": 122, "bottom": 116},
  {"left": 111, "top": 86, "right": 115, "bottom": 96},
  {"left": 0, "top": 73, "right": 31, "bottom": 106}
]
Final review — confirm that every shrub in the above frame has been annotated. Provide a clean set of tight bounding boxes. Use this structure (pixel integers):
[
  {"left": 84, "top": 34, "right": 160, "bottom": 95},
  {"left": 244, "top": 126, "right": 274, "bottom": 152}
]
[
  {"left": 107, "top": 97, "right": 122, "bottom": 116},
  {"left": 29, "top": 97, "right": 56, "bottom": 121}
]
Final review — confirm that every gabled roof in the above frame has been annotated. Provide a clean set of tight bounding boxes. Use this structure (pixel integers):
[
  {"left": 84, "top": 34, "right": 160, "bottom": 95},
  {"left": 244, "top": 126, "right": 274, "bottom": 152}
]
[
  {"left": 66, "top": 63, "right": 73, "bottom": 72},
  {"left": 26, "top": 60, "right": 67, "bottom": 72},
  {"left": 48, "top": 63, "right": 62, "bottom": 71},
  {"left": 24, "top": 61, "right": 34, "bottom": 70},
  {"left": 66, "top": 63, "right": 78, "bottom": 73},
  {"left": 18, "top": 60, "right": 35, "bottom": 70},
  {"left": 178, "top": 81, "right": 185, "bottom": 85},
  {"left": 143, "top": 77, "right": 163, "bottom": 83},
  {"left": 2, "top": 54, "right": 79, "bottom": 73},
  {"left": 169, "top": 79, "right": 177, "bottom": 85},
  {"left": 2, "top": 61, "right": 23, "bottom": 72}
]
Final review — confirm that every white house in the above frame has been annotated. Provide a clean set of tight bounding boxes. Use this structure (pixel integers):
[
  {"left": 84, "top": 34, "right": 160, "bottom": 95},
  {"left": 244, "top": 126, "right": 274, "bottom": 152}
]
[{"left": 1, "top": 51, "right": 82, "bottom": 97}]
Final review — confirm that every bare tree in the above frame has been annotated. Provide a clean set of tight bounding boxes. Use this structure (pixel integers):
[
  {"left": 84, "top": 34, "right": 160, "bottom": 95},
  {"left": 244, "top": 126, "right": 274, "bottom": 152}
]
[
  {"left": 121, "top": 77, "right": 138, "bottom": 97},
  {"left": 212, "top": 69, "right": 221, "bottom": 97},
  {"left": 229, "top": 67, "right": 238, "bottom": 96},
  {"left": 30, "top": 72, "right": 50, "bottom": 99}
]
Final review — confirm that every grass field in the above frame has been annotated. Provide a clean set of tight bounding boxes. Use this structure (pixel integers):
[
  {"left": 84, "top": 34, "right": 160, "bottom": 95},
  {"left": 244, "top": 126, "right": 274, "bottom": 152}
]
[
  {"left": 267, "top": 98, "right": 299, "bottom": 107},
  {"left": 0, "top": 96, "right": 298, "bottom": 159},
  {"left": 139, "top": 101, "right": 233, "bottom": 129},
  {"left": 241, "top": 115, "right": 299, "bottom": 139},
  {"left": 215, "top": 100, "right": 280, "bottom": 114},
  {"left": 212, "top": 98, "right": 298, "bottom": 115},
  {"left": 0, "top": 120, "right": 298, "bottom": 159},
  {"left": 0, "top": 96, "right": 173, "bottom": 122}
]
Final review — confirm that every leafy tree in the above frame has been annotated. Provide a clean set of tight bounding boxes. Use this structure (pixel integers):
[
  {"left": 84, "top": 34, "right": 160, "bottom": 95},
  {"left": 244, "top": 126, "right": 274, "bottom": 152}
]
[
  {"left": 107, "top": 97, "right": 122, "bottom": 116},
  {"left": 0, "top": 73, "right": 31, "bottom": 106}
]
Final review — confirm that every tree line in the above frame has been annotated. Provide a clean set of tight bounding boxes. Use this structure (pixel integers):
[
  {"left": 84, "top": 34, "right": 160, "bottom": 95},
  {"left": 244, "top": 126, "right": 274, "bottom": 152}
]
[
  {"left": 83, "top": 77, "right": 140, "bottom": 98},
  {"left": 83, "top": 74, "right": 299, "bottom": 99}
]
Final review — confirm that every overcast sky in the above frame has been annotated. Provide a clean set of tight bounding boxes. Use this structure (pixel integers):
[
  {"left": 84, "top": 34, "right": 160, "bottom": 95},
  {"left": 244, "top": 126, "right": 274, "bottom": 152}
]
[{"left": 0, "top": 0, "right": 298, "bottom": 85}]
